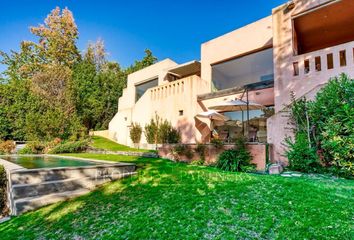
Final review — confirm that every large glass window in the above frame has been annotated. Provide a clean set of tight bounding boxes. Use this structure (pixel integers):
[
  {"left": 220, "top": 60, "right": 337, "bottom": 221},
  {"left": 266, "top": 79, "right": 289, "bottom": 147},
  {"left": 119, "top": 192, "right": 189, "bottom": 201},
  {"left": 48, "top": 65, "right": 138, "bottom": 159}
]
[
  {"left": 211, "top": 48, "right": 274, "bottom": 91},
  {"left": 135, "top": 78, "right": 158, "bottom": 102},
  {"left": 213, "top": 106, "right": 274, "bottom": 143}
]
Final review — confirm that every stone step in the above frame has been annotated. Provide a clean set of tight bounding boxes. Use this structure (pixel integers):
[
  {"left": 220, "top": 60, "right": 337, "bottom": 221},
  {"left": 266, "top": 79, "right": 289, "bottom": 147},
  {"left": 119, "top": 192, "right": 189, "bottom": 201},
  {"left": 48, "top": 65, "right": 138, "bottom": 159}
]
[
  {"left": 12, "top": 172, "right": 136, "bottom": 200},
  {"left": 10, "top": 164, "right": 136, "bottom": 185},
  {"left": 14, "top": 189, "right": 92, "bottom": 215}
]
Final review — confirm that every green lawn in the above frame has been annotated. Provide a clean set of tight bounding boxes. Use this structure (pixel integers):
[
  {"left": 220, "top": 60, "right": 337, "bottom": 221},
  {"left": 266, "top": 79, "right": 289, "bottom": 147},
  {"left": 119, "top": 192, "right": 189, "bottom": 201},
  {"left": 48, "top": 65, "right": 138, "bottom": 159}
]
[
  {"left": 90, "top": 136, "right": 155, "bottom": 153},
  {"left": 0, "top": 154, "right": 353, "bottom": 239}
]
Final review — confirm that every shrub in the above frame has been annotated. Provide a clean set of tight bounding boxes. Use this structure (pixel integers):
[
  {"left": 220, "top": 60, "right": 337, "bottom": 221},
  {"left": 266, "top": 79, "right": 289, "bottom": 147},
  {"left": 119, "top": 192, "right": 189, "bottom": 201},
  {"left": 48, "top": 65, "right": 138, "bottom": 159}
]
[
  {"left": 130, "top": 123, "right": 142, "bottom": 144},
  {"left": 49, "top": 140, "right": 89, "bottom": 154},
  {"left": 285, "top": 133, "right": 321, "bottom": 173},
  {"left": 216, "top": 139, "right": 254, "bottom": 172},
  {"left": 23, "top": 141, "right": 46, "bottom": 154},
  {"left": 18, "top": 146, "right": 35, "bottom": 154},
  {"left": 286, "top": 74, "right": 354, "bottom": 178},
  {"left": 195, "top": 143, "right": 207, "bottom": 164},
  {"left": 0, "top": 140, "right": 15, "bottom": 154},
  {"left": 158, "top": 120, "right": 180, "bottom": 144},
  {"left": 211, "top": 138, "right": 223, "bottom": 149},
  {"left": 0, "top": 165, "right": 8, "bottom": 216},
  {"left": 145, "top": 116, "right": 159, "bottom": 144},
  {"left": 309, "top": 74, "right": 354, "bottom": 178},
  {"left": 168, "top": 128, "right": 181, "bottom": 144},
  {"left": 173, "top": 144, "right": 193, "bottom": 160}
]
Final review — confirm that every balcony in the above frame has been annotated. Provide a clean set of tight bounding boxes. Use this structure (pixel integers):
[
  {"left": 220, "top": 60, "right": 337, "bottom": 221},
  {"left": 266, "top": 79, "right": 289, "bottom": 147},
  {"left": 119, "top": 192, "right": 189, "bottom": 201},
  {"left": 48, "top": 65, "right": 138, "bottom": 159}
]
[
  {"left": 291, "top": 41, "right": 354, "bottom": 79},
  {"left": 149, "top": 75, "right": 201, "bottom": 101}
]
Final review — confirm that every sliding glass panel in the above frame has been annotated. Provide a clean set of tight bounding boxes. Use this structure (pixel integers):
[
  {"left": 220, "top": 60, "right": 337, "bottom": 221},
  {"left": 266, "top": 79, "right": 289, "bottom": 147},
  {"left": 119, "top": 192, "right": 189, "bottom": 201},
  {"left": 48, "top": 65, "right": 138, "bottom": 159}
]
[
  {"left": 213, "top": 106, "right": 274, "bottom": 143},
  {"left": 135, "top": 78, "right": 158, "bottom": 102},
  {"left": 212, "top": 48, "right": 274, "bottom": 91}
]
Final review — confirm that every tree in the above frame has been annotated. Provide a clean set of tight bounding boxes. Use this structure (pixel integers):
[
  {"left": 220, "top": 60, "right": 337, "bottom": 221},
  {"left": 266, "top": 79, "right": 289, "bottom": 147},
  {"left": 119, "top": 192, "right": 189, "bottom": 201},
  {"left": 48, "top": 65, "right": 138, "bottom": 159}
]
[
  {"left": 0, "top": 6, "right": 158, "bottom": 141},
  {"left": 30, "top": 7, "right": 80, "bottom": 67},
  {"left": 130, "top": 123, "right": 142, "bottom": 144}
]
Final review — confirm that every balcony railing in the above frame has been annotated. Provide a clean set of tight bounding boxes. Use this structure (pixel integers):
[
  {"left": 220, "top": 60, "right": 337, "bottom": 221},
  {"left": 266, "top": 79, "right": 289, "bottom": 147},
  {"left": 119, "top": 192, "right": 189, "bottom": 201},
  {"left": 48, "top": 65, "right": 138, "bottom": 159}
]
[
  {"left": 148, "top": 75, "right": 203, "bottom": 101},
  {"left": 291, "top": 41, "right": 354, "bottom": 79}
]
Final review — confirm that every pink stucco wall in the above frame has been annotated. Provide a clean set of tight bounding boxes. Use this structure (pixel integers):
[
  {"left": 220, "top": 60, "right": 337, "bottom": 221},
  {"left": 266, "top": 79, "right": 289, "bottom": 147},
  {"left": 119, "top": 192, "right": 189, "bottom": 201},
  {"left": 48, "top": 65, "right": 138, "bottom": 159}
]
[{"left": 268, "top": 0, "right": 354, "bottom": 163}]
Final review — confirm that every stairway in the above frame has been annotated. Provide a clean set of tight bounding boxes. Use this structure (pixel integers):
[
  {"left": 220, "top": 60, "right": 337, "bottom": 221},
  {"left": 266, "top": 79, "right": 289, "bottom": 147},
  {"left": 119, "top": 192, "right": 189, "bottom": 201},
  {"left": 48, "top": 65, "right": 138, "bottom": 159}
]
[{"left": 9, "top": 164, "right": 136, "bottom": 215}]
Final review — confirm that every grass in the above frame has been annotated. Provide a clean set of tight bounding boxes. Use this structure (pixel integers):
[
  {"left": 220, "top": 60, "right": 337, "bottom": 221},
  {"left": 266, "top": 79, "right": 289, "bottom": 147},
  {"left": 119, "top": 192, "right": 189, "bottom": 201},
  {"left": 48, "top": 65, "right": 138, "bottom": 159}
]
[
  {"left": 0, "top": 154, "right": 353, "bottom": 239},
  {"left": 90, "top": 136, "right": 155, "bottom": 153}
]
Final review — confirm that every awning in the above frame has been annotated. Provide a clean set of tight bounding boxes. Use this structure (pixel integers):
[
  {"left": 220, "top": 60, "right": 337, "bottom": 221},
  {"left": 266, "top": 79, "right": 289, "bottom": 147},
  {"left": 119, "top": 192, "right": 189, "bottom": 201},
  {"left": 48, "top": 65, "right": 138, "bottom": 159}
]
[{"left": 166, "top": 60, "right": 201, "bottom": 78}]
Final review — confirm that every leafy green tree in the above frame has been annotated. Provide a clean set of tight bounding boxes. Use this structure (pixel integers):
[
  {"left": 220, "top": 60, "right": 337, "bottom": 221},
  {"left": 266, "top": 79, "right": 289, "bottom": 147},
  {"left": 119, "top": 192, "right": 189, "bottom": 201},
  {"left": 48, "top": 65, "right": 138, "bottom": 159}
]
[
  {"left": 29, "top": 7, "right": 81, "bottom": 67},
  {"left": 0, "top": 6, "right": 158, "bottom": 142}
]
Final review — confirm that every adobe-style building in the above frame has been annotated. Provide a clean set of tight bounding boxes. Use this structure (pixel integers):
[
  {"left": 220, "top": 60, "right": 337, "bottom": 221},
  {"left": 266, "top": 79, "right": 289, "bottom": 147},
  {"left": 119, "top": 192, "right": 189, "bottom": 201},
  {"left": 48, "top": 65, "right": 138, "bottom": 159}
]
[{"left": 108, "top": 0, "right": 354, "bottom": 166}]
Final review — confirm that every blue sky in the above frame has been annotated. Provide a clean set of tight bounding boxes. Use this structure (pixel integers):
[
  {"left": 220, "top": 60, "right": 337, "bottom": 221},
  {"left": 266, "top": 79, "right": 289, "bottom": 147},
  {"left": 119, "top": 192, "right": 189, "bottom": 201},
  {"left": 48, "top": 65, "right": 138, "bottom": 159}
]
[{"left": 0, "top": 0, "right": 285, "bottom": 72}]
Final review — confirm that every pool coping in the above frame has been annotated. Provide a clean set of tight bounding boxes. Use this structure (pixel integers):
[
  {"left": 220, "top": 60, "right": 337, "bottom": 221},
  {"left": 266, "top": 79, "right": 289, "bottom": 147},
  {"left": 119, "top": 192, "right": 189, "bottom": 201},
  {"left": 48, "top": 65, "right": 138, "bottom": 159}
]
[
  {"left": 0, "top": 154, "right": 135, "bottom": 173},
  {"left": 0, "top": 154, "right": 137, "bottom": 216}
]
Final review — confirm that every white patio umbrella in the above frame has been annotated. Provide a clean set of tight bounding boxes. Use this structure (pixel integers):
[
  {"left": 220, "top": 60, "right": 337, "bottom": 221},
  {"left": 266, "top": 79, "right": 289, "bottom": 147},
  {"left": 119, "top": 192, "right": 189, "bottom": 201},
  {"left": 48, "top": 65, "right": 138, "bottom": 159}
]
[
  {"left": 196, "top": 110, "right": 229, "bottom": 121},
  {"left": 208, "top": 99, "right": 265, "bottom": 138},
  {"left": 196, "top": 110, "right": 229, "bottom": 140},
  {"left": 208, "top": 99, "right": 264, "bottom": 112}
]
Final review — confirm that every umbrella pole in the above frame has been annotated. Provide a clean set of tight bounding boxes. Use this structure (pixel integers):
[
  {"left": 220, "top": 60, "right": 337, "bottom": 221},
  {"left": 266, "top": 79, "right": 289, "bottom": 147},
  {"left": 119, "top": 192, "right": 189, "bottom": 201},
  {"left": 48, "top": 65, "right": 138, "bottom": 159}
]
[
  {"left": 242, "top": 111, "right": 244, "bottom": 136},
  {"left": 246, "top": 89, "right": 249, "bottom": 141}
]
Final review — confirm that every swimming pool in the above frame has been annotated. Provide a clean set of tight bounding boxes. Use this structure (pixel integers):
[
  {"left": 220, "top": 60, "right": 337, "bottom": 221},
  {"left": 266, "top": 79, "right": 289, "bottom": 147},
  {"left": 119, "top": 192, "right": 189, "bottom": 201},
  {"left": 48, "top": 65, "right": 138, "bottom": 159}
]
[{"left": 1, "top": 155, "right": 100, "bottom": 169}]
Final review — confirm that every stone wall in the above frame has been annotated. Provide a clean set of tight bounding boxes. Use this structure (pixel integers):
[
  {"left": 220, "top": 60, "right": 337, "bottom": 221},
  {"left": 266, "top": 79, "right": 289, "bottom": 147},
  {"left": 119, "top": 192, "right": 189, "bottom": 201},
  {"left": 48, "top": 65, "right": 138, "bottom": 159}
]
[{"left": 158, "top": 143, "right": 268, "bottom": 171}]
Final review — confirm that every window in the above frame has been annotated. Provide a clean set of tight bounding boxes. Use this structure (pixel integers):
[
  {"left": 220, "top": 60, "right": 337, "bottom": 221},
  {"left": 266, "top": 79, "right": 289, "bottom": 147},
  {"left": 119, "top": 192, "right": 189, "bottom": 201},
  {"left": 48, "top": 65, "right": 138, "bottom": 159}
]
[
  {"left": 315, "top": 56, "right": 321, "bottom": 71},
  {"left": 179, "top": 110, "right": 184, "bottom": 116},
  {"left": 340, "top": 50, "right": 347, "bottom": 67},
  {"left": 304, "top": 59, "right": 310, "bottom": 74},
  {"left": 135, "top": 78, "right": 158, "bottom": 102},
  {"left": 327, "top": 53, "right": 334, "bottom": 69},
  {"left": 211, "top": 48, "right": 274, "bottom": 91},
  {"left": 293, "top": 62, "right": 299, "bottom": 76},
  {"left": 217, "top": 106, "right": 274, "bottom": 143}
]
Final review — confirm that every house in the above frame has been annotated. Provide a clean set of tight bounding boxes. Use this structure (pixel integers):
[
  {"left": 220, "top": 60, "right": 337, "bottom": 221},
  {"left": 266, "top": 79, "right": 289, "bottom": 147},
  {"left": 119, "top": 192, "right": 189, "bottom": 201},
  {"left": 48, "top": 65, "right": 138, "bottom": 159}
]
[{"left": 108, "top": 0, "right": 354, "bottom": 166}]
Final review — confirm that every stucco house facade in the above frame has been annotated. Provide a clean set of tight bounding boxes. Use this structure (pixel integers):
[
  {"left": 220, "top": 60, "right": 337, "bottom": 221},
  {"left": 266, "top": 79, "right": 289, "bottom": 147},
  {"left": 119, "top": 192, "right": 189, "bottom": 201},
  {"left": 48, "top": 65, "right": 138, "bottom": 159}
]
[{"left": 108, "top": 0, "right": 354, "bottom": 165}]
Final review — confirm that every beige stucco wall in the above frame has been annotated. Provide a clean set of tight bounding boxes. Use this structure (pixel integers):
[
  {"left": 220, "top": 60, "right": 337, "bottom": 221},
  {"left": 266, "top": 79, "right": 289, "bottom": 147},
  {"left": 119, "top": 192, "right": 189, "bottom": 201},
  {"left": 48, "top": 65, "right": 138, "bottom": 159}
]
[
  {"left": 109, "top": 59, "right": 178, "bottom": 145},
  {"left": 109, "top": 59, "right": 210, "bottom": 147},
  {"left": 201, "top": 16, "right": 273, "bottom": 87},
  {"left": 268, "top": 0, "right": 354, "bottom": 163}
]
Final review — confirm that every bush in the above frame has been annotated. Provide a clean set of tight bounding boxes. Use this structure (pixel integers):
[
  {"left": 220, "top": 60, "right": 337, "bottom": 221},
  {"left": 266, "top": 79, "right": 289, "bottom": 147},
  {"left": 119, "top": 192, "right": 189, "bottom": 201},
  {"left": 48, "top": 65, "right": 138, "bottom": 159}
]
[
  {"left": 49, "top": 140, "right": 89, "bottom": 154},
  {"left": 158, "top": 120, "right": 180, "bottom": 144},
  {"left": 130, "top": 123, "right": 142, "bottom": 144},
  {"left": 0, "top": 165, "right": 8, "bottom": 216},
  {"left": 168, "top": 128, "right": 181, "bottom": 144},
  {"left": 22, "top": 141, "right": 46, "bottom": 154},
  {"left": 145, "top": 116, "right": 159, "bottom": 144},
  {"left": 286, "top": 74, "right": 354, "bottom": 178},
  {"left": 309, "top": 74, "right": 354, "bottom": 178},
  {"left": 0, "top": 140, "right": 16, "bottom": 154},
  {"left": 18, "top": 146, "right": 35, "bottom": 154},
  {"left": 211, "top": 138, "right": 223, "bottom": 149},
  {"left": 195, "top": 143, "right": 207, "bottom": 164},
  {"left": 173, "top": 144, "right": 193, "bottom": 160},
  {"left": 285, "top": 133, "right": 321, "bottom": 173},
  {"left": 216, "top": 139, "right": 254, "bottom": 172}
]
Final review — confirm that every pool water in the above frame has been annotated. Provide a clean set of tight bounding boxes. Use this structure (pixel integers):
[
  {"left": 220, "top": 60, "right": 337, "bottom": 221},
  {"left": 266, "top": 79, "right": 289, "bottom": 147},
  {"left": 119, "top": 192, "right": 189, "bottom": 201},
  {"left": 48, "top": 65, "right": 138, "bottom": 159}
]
[{"left": 1, "top": 155, "right": 99, "bottom": 169}]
